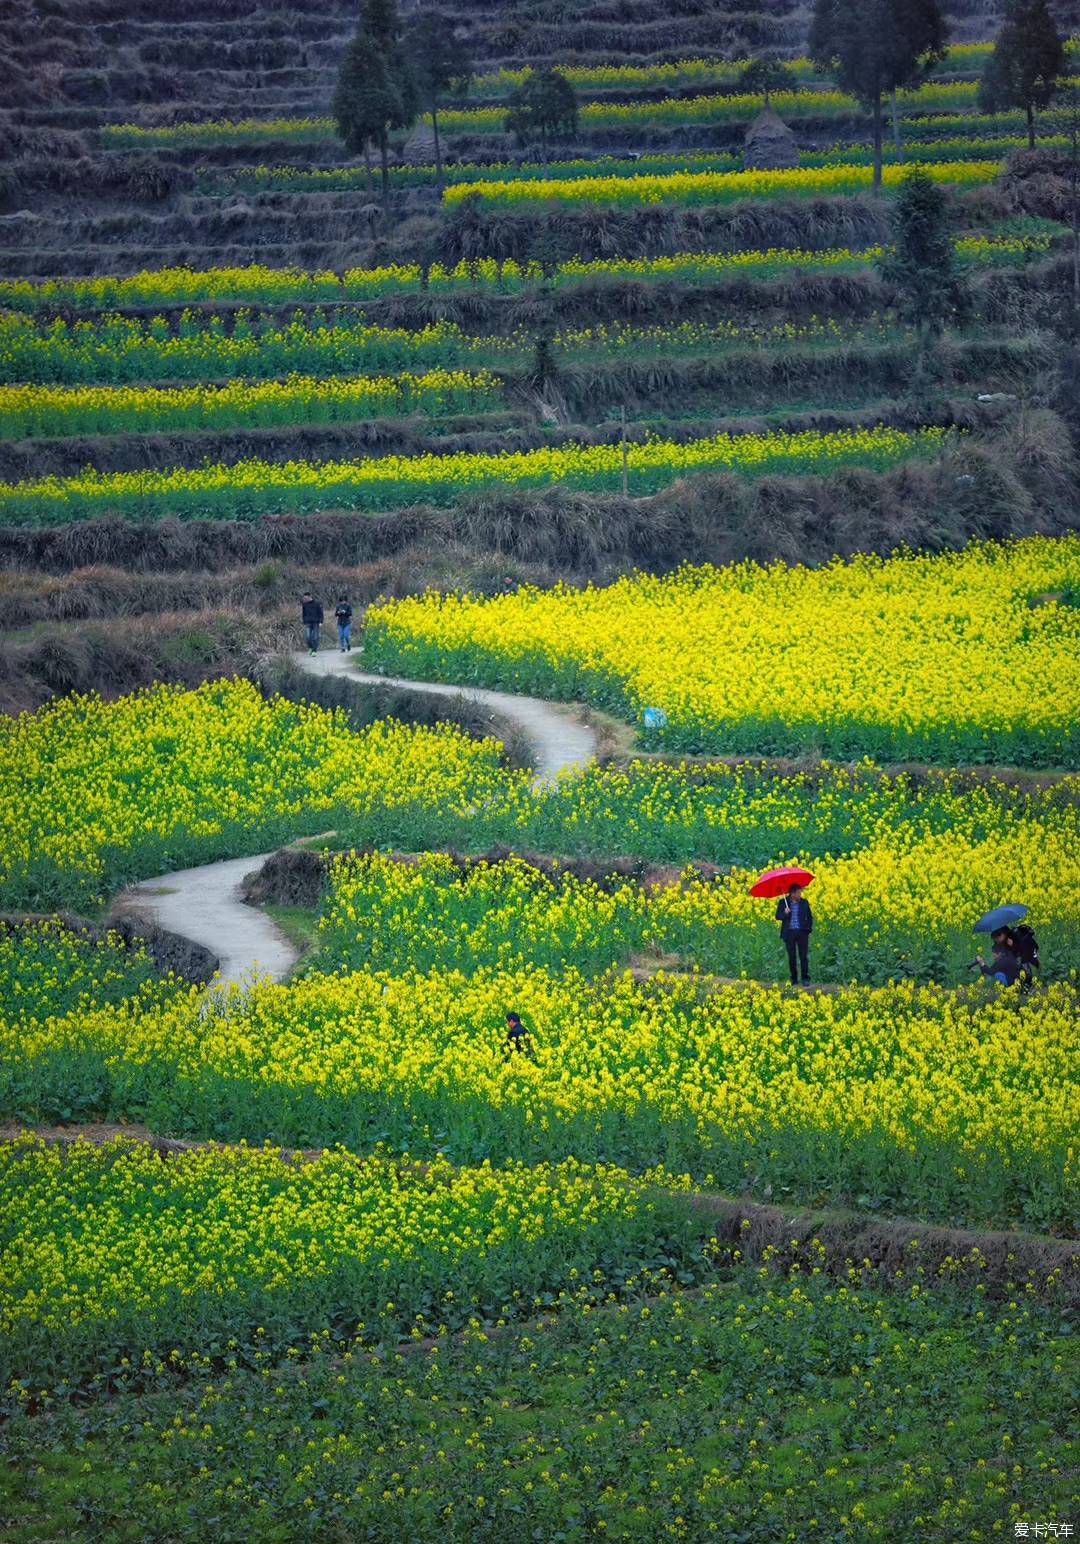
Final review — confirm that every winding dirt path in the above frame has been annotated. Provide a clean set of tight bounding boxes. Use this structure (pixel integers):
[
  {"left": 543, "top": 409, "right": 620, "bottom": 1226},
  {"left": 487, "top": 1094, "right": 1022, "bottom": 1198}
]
[
  {"left": 114, "top": 851, "right": 291, "bottom": 987},
  {"left": 303, "top": 647, "right": 598, "bottom": 788},
  {"left": 112, "top": 648, "right": 599, "bottom": 985}
]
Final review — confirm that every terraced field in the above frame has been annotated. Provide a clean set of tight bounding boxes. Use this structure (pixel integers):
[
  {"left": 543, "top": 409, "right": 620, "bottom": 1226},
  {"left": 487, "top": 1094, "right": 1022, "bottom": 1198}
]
[{"left": 1, "top": 0, "right": 1078, "bottom": 1538}]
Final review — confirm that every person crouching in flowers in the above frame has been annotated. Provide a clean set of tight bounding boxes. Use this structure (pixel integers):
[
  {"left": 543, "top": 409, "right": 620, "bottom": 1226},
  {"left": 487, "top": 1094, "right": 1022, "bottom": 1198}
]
[
  {"left": 504, "top": 1011, "right": 536, "bottom": 1061},
  {"left": 776, "top": 883, "right": 813, "bottom": 987},
  {"left": 973, "top": 928, "right": 1020, "bottom": 987}
]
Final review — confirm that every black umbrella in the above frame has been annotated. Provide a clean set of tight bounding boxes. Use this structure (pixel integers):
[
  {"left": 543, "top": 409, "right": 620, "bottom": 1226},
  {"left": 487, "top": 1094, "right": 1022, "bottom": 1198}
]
[{"left": 974, "top": 904, "right": 1028, "bottom": 934}]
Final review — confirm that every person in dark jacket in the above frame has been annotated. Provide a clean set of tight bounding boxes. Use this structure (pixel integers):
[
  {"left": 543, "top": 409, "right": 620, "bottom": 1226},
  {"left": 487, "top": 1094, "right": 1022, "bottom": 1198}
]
[
  {"left": 504, "top": 1011, "right": 536, "bottom": 1060},
  {"left": 974, "top": 929, "right": 1021, "bottom": 986},
  {"left": 301, "top": 593, "right": 323, "bottom": 655},
  {"left": 776, "top": 883, "right": 813, "bottom": 986},
  {"left": 335, "top": 597, "right": 353, "bottom": 653},
  {"left": 1005, "top": 923, "right": 1039, "bottom": 974}
]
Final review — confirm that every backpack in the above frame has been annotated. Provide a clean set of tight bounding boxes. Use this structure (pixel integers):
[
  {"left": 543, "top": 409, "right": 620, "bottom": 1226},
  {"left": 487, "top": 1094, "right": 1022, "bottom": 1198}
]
[{"left": 1012, "top": 925, "right": 1039, "bottom": 967}]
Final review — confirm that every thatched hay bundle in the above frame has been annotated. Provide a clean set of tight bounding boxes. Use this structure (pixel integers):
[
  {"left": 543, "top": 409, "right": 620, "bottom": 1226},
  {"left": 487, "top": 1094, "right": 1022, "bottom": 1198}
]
[{"left": 743, "top": 107, "right": 799, "bottom": 171}]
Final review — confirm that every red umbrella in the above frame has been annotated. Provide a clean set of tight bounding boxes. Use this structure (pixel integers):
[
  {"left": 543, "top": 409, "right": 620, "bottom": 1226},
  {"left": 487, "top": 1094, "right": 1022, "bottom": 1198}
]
[{"left": 749, "top": 865, "right": 815, "bottom": 899}]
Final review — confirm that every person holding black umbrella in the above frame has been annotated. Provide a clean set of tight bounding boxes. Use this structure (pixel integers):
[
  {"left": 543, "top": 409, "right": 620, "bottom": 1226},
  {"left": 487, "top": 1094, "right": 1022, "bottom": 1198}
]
[
  {"left": 972, "top": 903, "right": 1034, "bottom": 989},
  {"left": 973, "top": 928, "right": 1021, "bottom": 986}
]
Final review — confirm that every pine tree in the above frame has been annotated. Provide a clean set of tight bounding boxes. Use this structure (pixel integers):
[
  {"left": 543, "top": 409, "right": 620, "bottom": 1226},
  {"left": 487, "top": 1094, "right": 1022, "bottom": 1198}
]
[
  {"left": 877, "top": 167, "right": 962, "bottom": 340},
  {"left": 332, "top": 0, "right": 417, "bottom": 199},
  {"left": 505, "top": 69, "right": 578, "bottom": 169},
  {"left": 405, "top": 13, "right": 473, "bottom": 189},
  {"left": 738, "top": 56, "right": 797, "bottom": 109},
  {"left": 810, "top": 0, "right": 947, "bottom": 190},
  {"left": 979, "top": 0, "right": 1065, "bottom": 150}
]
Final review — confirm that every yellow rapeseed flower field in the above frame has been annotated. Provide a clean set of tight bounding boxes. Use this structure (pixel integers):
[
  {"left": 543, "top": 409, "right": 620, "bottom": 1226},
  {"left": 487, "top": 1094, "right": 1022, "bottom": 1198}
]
[
  {"left": 365, "top": 537, "right": 1080, "bottom": 766},
  {"left": 0, "top": 235, "right": 1042, "bottom": 314},
  {"left": 0, "top": 425, "right": 946, "bottom": 524},
  {"left": 0, "top": 678, "right": 516, "bottom": 908},
  {"left": 0, "top": 1135, "right": 695, "bottom": 1378},
  {"left": 0, "top": 370, "right": 500, "bottom": 438},
  {"left": 5, "top": 967, "right": 1073, "bottom": 1229},
  {"left": 442, "top": 160, "right": 1001, "bottom": 208}
]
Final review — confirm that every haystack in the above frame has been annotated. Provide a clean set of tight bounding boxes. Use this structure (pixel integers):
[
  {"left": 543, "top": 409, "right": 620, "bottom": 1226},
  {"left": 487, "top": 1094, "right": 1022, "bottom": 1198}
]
[
  {"left": 402, "top": 120, "right": 438, "bottom": 164},
  {"left": 743, "top": 107, "right": 798, "bottom": 171}
]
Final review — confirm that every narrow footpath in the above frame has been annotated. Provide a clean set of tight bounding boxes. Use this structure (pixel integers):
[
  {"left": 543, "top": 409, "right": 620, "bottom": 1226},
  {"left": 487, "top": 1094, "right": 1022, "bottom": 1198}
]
[
  {"left": 113, "top": 648, "right": 599, "bottom": 985},
  {"left": 304, "top": 648, "right": 598, "bottom": 788}
]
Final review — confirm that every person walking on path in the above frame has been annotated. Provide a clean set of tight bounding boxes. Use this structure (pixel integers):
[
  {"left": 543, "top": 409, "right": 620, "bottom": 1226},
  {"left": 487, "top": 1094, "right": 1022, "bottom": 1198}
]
[
  {"left": 335, "top": 597, "right": 353, "bottom": 653},
  {"left": 776, "top": 883, "right": 813, "bottom": 987},
  {"left": 301, "top": 593, "right": 323, "bottom": 655}
]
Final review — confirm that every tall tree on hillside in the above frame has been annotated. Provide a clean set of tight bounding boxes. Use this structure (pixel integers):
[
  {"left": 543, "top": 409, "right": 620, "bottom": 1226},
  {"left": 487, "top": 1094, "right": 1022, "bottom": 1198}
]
[
  {"left": 332, "top": 0, "right": 417, "bottom": 199},
  {"left": 505, "top": 68, "right": 578, "bottom": 168},
  {"left": 405, "top": 13, "right": 473, "bottom": 190},
  {"left": 979, "top": 0, "right": 1065, "bottom": 150},
  {"left": 738, "top": 56, "right": 798, "bottom": 109},
  {"left": 810, "top": 0, "right": 947, "bottom": 191},
  {"left": 877, "top": 167, "right": 962, "bottom": 340}
]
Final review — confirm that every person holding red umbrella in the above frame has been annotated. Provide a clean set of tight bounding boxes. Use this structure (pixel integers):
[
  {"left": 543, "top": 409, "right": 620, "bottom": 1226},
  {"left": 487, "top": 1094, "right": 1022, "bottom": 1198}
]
[
  {"left": 776, "top": 883, "right": 814, "bottom": 987},
  {"left": 749, "top": 865, "right": 816, "bottom": 988}
]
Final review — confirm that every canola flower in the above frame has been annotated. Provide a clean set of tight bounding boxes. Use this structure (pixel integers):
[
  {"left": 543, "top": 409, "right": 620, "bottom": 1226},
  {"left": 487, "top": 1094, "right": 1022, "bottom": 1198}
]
[
  {"left": 5, "top": 966, "right": 1074, "bottom": 1230},
  {"left": 0, "top": 678, "right": 516, "bottom": 909},
  {"left": 0, "top": 1136, "right": 698, "bottom": 1382},
  {"left": 225, "top": 150, "right": 744, "bottom": 193},
  {"left": 0, "top": 263, "right": 420, "bottom": 313},
  {"left": 225, "top": 134, "right": 1045, "bottom": 197},
  {"left": 811, "top": 132, "right": 1079, "bottom": 167},
  {"left": 0, "top": 425, "right": 947, "bottom": 525},
  {"left": 311, "top": 814, "right": 1080, "bottom": 984},
  {"left": 364, "top": 536, "right": 1080, "bottom": 767},
  {"left": 0, "top": 309, "right": 900, "bottom": 388},
  {"left": 0, "top": 233, "right": 1047, "bottom": 315},
  {"left": 436, "top": 79, "right": 1079, "bottom": 134},
  {"left": 553, "top": 232, "right": 1049, "bottom": 284},
  {"left": 103, "top": 115, "right": 341, "bottom": 149},
  {"left": 0, "top": 369, "right": 501, "bottom": 439},
  {"left": 9, "top": 1272, "right": 1071, "bottom": 1540},
  {"left": 468, "top": 44, "right": 1005, "bottom": 97},
  {"left": 905, "top": 105, "right": 1080, "bottom": 138},
  {"left": 103, "top": 74, "right": 1072, "bottom": 148},
  {"left": 442, "top": 159, "right": 1002, "bottom": 209},
  {"left": 0, "top": 917, "right": 182, "bottom": 1024},
  {"left": 0, "top": 312, "right": 488, "bottom": 387}
]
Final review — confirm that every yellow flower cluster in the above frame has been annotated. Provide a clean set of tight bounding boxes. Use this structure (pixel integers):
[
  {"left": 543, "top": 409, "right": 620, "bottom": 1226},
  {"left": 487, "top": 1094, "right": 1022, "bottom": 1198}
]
[
  {"left": 365, "top": 536, "right": 1080, "bottom": 766},
  {"left": 0, "top": 235, "right": 1044, "bottom": 316},
  {"left": 103, "top": 116, "right": 337, "bottom": 148},
  {"left": 0, "top": 916, "right": 179, "bottom": 1023},
  {"left": 437, "top": 80, "right": 1021, "bottom": 136},
  {"left": 312, "top": 816, "right": 1080, "bottom": 984},
  {"left": 557, "top": 234, "right": 1047, "bottom": 285},
  {"left": 470, "top": 44, "right": 998, "bottom": 97},
  {"left": 652, "top": 815, "right": 1080, "bottom": 979},
  {"left": 0, "top": 370, "right": 501, "bottom": 439},
  {"left": 443, "top": 160, "right": 1001, "bottom": 208},
  {"left": 0, "top": 264, "right": 419, "bottom": 312},
  {"left": 7, "top": 970, "right": 1073, "bottom": 1227},
  {"left": 0, "top": 678, "right": 511, "bottom": 908},
  {"left": 0, "top": 311, "right": 478, "bottom": 386},
  {"left": 0, "top": 426, "right": 946, "bottom": 525},
  {"left": 101, "top": 65, "right": 1079, "bottom": 151},
  {"left": 0, "top": 1136, "right": 677, "bottom": 1353}
]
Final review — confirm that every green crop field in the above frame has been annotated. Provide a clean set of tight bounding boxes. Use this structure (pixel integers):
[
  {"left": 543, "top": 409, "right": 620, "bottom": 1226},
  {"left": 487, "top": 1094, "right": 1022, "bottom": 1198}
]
[{"left": 1, "top": 0, "right": 1078, "bottom": 1536}]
